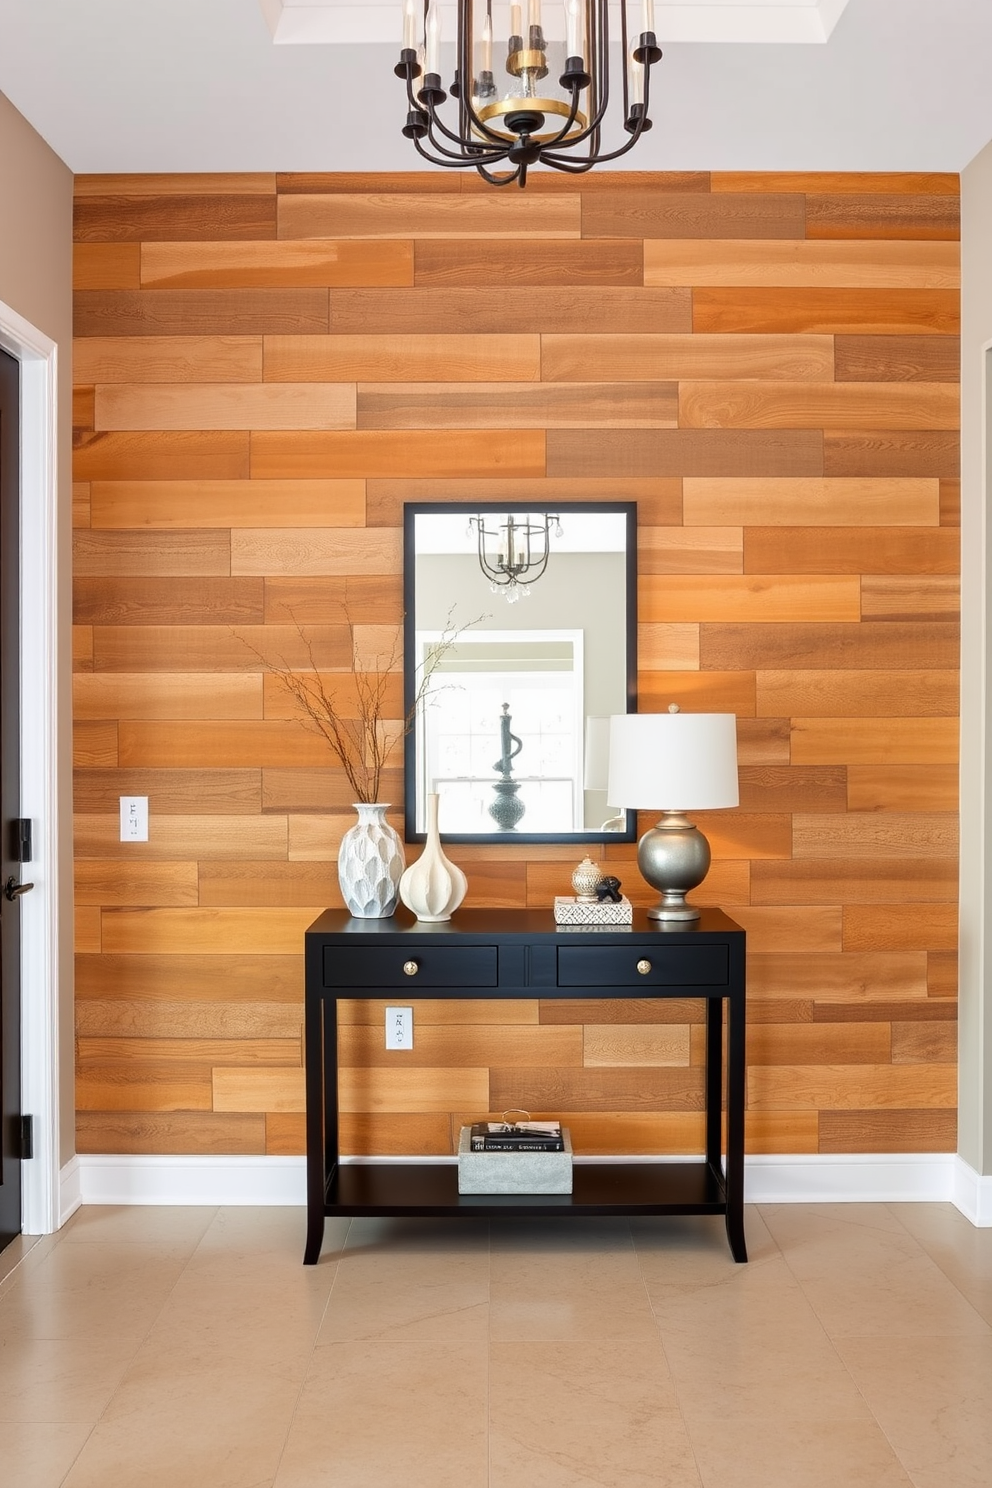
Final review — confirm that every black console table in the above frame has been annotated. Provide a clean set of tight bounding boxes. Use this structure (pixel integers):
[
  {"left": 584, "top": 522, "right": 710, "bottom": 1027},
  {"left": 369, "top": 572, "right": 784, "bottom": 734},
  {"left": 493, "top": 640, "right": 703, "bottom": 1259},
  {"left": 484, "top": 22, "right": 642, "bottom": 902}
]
[{"left": 304, "top": 907, "right": 746, "bottom": 1263}]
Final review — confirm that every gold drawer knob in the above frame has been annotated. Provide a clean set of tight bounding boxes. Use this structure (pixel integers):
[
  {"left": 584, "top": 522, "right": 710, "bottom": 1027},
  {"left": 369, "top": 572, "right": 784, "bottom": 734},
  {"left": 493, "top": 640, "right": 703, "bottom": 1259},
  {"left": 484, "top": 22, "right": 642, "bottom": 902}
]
[
  {"left": 403, "top": 959, "right": 419, "bottom": 977},
  {"left": 636, "top": 958, "right": 652, "bottom": 975}
]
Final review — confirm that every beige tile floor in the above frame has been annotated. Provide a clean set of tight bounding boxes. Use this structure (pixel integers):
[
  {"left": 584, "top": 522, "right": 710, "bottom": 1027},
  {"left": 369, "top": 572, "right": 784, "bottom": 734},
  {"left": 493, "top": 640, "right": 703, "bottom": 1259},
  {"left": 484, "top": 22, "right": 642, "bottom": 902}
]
[{"left": 0, "top": 1201, "right": 990, "bottom": 1487}]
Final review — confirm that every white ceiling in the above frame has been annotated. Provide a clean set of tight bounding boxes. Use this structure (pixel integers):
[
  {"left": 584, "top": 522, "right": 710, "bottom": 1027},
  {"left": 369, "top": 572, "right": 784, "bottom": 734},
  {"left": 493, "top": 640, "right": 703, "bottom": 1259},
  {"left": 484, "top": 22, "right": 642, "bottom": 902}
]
[{"left": 0, "top": 0, "right": 990, "bottom": 176}]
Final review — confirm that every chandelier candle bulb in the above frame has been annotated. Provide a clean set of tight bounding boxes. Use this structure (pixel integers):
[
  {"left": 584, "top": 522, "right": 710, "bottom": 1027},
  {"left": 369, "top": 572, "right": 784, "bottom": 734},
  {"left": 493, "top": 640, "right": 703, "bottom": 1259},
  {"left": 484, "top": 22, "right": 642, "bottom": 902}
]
[
  {"left": 402, "top": 0, "right": 418, "bottom": 50},
  {"left": 565, "top": 0, "right": 582, "bottom": 60},
  {"left": 510, "top": 1, "right": 523, "bottom": 45},
  {"left": 642, "top": 0, "right": 656, "bottom": 33},
  {"left": 425, "top": 0, "right": 442, "bottom": 76},
  {"left": 629, "top": 53, "right": 644, "bottom": 106}
]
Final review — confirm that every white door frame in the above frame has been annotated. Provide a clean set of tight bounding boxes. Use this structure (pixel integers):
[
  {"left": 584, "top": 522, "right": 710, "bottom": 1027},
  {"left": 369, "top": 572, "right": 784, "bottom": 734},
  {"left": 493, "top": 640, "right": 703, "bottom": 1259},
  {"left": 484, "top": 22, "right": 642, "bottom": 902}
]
[{"left": 0, "top": 296, "right": 61, "bottom": 1236}]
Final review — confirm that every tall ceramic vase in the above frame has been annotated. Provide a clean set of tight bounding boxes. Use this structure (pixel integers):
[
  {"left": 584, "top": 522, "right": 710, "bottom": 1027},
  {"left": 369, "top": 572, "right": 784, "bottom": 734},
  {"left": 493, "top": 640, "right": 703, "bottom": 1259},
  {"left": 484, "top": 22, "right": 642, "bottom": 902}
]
[
  {"left": 399, "top": 792, "right": 467, "bottom": 923},
  {"left": 337, "top": 803, "right": 405, "bottom": 918}
]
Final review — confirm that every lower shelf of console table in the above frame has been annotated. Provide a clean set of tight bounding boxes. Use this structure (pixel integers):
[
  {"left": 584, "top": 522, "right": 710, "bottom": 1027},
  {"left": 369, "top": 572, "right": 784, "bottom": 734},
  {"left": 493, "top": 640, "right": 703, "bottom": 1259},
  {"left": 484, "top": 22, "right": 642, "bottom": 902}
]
[
  {"left": 324, "top": 1158, "right": 731, "bottom": 1216},
  {"left": 304, "top": 906, "right": 747, "bottom": 1265}
]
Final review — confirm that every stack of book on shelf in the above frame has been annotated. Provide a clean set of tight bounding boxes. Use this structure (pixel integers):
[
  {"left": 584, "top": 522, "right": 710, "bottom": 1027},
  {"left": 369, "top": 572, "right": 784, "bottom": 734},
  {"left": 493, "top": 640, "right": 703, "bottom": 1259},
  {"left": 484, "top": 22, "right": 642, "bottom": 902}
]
[
  {"left": 458, "top": 1118, "right": 573, "bottom": 1196},
  {"left": 469, "top": 1120, "right": 564, "bottom": 1153}
]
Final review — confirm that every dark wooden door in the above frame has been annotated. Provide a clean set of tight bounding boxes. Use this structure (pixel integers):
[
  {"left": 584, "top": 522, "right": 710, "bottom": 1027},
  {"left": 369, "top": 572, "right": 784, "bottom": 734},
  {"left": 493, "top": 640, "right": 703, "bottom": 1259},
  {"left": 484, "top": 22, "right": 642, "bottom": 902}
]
[{"left": 0, "top": 347, "right": 22, "bottom": 1252}]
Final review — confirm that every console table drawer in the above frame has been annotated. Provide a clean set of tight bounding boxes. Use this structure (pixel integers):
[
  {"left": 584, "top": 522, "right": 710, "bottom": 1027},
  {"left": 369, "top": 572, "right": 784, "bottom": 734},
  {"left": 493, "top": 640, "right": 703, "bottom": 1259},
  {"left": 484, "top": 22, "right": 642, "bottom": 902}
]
[
  {"left": 323, "top": 944, "right": 498, "bottom": 990},
  {"left": 557, "top": 944, "right": 728, "bottom": 988}
]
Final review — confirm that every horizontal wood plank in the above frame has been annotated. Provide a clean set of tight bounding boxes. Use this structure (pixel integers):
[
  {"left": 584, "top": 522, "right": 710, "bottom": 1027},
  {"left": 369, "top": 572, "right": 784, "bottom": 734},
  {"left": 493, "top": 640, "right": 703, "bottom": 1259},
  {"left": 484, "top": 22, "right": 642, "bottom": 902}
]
[
  {"left": 791, "top": 717, "right": 958, "bottom": 765},
  {"left": 75, "top": 289, "right": 329, "bottom": 338},
  {"left": 74, "top": 335, "right": 263, "bottom": 384},
  {"left": 73, "top": 673, "right": 262, "bottom": 721},
  {"left": 546, "top": 429, "right": 823, "bottom": 480},
  {"left": 699, "top": 621, "right": 959, "bottom": 671},
  {"left": 846, "top": 764, "right": 958, "bottom": 812},
  {"left": 414, "top": 238, "right": 643, "bottom": 286},
  {"left": 640, "top": 574, "right": 860, "bottom": 624},
  {"left": 644, "top": 237, "right": 959, "bottom": 289},
  {"left": 692, "top": 288, "right": 958, "bottom": 335},
  {"left": 357, "top": 381, "right": 676, "bottom": 431},
  {"left": 540, "top": 333, "right": 834, "bottom": 382},
  {"left": 250, "top": 429, "right": 546, "bottom": 480},
  {"left": 684, "top": 476, "right": 939, "bottom": 526},
  {"left": 327, "top": 287, "right": 692, "bottom": 336},
  {"left": 95, "top": 382, "right": 356, "bottom": 433},
  {"left": 744, "top": 526, "right": 958, "bottom": 574},
  {"left": 90, "top": 478, "right": 365, "bottom": 530},
  {"left": 280, "top": 193, "right": 581, "bottom": 240},
  {"left": 582, "top": 192, "right": 805, "bottom": 240},
  {"left": 75, "top": 194, "right": 278, "bottom": 242},
  {"left": 73, "top": 529, "right": 232, "bottom": 576},
  {"left": 680, "top": 381, "right": 958, "bottom": 431},
  {"left": 264, "top": 333, "right": 541, "bottom": 383},
  {"left": 141, "top": 239, "right": 414, "bottom": 288},
  {"left": 756, "top": 669, "right": 959, "bottom": 717}
]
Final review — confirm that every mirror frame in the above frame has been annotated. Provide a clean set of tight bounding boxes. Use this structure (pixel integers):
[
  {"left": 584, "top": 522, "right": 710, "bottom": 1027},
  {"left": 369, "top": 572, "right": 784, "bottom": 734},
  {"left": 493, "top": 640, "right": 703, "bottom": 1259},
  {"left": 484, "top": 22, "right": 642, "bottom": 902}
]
[{"left": 402, "top": 500, "right": 638, "bottom": 845}]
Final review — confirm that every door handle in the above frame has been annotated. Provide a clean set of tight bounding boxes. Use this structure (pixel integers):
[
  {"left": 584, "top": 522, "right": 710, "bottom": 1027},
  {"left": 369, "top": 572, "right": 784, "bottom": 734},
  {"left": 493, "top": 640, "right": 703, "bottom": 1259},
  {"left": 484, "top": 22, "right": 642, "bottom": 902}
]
[{"left": 4, "top": 876, "right": 34, "bottom": 901}]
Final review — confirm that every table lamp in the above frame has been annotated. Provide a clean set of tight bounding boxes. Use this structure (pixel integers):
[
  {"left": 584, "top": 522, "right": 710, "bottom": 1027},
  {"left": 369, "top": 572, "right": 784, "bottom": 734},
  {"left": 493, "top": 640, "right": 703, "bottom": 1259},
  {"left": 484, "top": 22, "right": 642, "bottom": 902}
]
[{"left": 607, "top": 707, "right": 739, "bottom": 922}]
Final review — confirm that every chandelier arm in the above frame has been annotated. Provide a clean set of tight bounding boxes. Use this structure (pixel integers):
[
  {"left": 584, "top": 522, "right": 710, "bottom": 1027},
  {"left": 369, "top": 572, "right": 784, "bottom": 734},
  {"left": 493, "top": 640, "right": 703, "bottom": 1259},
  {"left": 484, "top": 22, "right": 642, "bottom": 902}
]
[
  {"left": 475, "top": 163, "right": 525, "bottom": 186},
  {"left": 423, "top": 106, "right": 513, "bottom": 163},
  {"left": 535, "top": 152, "right": 599, "bottom": 174},
  {"left": 412, "top": 135, "right": 510, "bottom": 170},
  {"left": 543, "top": 55, "right": 658, "bottom": 168}
]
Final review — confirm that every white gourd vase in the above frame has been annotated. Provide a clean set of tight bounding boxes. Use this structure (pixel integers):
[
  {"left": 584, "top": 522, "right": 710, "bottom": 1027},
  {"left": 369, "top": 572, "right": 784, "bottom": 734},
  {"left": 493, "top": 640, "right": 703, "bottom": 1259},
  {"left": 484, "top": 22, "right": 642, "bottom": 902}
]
[
  {"left": 337, "top": 803, "right": 405, "bottom": 918},
  {"left": 399, "top": 792, "right": 468, "bottom": 923}
]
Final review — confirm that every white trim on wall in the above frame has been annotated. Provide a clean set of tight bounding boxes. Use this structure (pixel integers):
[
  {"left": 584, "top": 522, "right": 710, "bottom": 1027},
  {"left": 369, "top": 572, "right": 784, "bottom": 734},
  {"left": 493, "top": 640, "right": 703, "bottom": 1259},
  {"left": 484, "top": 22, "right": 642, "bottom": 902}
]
[
  {"left": 70, "top": 1152, "right": 989, "bottom": 1223},
  {"left": 0, "top": 298, "right": 61, "bottom": 1238}
]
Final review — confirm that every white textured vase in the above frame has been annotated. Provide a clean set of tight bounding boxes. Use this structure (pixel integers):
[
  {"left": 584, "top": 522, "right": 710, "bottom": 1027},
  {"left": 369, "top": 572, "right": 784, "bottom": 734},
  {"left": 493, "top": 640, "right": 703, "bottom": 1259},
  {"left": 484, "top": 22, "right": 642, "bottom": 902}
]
[
  {"left": 399, "top": 793, "right": 468, "bottom": 923},
  {"left": 337, "top": 803, "right": 405, "bottom": 918}
]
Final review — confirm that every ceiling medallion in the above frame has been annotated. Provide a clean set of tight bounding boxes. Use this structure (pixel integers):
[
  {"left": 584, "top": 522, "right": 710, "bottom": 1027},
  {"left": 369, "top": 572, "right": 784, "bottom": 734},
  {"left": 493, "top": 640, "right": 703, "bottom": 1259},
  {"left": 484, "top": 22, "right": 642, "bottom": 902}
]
[{"left": 396, "top": 1, "right": 662, "bottom": 187}]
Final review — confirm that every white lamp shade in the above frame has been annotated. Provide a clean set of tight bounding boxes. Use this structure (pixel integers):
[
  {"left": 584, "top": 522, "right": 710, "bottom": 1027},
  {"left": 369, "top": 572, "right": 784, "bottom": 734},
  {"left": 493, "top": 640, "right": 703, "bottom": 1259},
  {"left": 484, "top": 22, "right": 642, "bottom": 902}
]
[{"left": 607, "top": 712, "right": 739, "bottom": 811}]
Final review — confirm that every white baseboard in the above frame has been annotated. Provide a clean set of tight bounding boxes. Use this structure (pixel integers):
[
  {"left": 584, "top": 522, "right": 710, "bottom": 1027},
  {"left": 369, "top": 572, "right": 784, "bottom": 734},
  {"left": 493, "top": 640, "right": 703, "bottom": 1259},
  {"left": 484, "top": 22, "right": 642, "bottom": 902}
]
[
  {"left": 952, "top": 1155, "right": 992, "bottom": 1226},
  {"left": 63, "top": 1151, "right": 992, "bottom": 1225},
  {"left": 74, "top": 1155, "right": 307, "bottom": 1207},
  {"left": 59, "top": 1155, "right": 81, "bottom": 1228}
]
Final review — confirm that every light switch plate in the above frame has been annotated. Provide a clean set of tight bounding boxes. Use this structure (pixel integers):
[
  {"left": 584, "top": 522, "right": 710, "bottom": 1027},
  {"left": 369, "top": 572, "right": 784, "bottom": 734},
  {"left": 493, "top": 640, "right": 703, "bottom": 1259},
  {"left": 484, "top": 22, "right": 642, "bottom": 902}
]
[{"left": 120, "top": 796, "right": 149, "bottom": 842}]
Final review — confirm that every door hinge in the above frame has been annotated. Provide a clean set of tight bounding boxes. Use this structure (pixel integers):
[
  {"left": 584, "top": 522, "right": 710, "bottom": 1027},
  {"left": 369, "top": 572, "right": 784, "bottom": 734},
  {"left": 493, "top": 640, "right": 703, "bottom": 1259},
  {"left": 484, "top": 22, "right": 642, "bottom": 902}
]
[{"left": 19, "top": 1115, "right": 34, "bottom": 1160}]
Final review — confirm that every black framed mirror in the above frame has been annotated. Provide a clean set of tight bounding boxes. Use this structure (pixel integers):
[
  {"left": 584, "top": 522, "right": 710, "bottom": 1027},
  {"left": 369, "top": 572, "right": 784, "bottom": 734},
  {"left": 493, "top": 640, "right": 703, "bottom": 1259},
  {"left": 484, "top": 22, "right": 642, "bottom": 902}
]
[{"left": 403, "top": 501, "right": 637, "bottom": 844}]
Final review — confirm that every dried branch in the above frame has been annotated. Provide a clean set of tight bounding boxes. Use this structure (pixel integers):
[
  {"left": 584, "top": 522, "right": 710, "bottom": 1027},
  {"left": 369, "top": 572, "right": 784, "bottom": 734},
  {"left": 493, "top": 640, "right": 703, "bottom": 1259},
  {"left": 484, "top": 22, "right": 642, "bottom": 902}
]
[{"left": 235, "top": 603, "right": 483, "bottom": 803}]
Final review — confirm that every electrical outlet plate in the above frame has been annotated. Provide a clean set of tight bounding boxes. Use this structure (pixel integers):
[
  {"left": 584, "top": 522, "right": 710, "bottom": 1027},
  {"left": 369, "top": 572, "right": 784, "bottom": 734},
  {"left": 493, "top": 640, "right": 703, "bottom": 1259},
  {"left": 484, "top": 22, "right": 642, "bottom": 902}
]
[
  {"left": 120, "top": 796, "right": 149, "bottom": 842},
  {"left": 385, "top": 1006, "right": 413, "bottom": 1050}
]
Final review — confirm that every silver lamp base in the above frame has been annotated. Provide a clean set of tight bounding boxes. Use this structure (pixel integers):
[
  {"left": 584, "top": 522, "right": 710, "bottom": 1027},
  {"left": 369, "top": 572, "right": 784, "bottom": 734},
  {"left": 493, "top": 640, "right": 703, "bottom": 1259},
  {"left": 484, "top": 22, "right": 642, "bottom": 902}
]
[{"left": 637, "top": 811, "right": 711, "bottom": 922}]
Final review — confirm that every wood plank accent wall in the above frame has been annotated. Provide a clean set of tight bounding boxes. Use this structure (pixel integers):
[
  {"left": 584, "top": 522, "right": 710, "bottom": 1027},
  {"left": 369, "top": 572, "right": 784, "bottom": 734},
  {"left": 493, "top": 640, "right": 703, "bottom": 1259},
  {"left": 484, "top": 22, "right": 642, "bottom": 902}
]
[{"left": 72, "top": 170, "right": 960, "bottom": 1161}]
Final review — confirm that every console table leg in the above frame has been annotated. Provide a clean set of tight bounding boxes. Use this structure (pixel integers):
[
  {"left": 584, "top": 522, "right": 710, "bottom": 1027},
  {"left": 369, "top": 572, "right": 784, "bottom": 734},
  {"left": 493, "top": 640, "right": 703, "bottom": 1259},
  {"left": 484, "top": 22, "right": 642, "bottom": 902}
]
[
  {"left": 304, "top": 1211, "right": 325, "bottom": 1266},
  {"left": 725, "top": 988, "right": 748, "bottom": 1263},
  {"left": 304, "top": 985, "right": 328, "bottom": 1264}
]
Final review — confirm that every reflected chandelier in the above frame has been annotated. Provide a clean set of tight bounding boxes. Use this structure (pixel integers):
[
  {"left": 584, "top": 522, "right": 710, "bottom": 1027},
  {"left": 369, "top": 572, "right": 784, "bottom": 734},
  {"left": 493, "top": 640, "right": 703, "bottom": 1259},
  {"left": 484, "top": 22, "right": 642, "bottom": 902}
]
[
  {"left": 395, "top": 1, "right": 663, "bottom": 187},
  {"left": 470, "top": 512, "right": 562, "bottom": 602}
]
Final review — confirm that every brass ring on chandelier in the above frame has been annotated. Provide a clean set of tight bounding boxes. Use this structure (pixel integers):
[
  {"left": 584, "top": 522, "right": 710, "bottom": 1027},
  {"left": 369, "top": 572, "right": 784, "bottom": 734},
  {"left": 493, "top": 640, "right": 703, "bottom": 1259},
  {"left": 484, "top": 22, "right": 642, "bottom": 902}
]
[
  {"left": 475, "top": 96, "right": 587, "bottom": 142},
  {"left": 506, "top": 48, "right": 549, "bottom": 79}
]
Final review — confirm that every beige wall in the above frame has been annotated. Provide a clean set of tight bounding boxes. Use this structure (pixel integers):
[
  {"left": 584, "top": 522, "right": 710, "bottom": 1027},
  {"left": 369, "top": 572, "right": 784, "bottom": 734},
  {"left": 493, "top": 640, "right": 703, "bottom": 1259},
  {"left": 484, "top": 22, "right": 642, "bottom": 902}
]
[
  {"left": 0, "top": 90, "right": 75, "bottom": 1166},
  {"left": 960, "top": 138, "right": 992, "bottom": 1175}
]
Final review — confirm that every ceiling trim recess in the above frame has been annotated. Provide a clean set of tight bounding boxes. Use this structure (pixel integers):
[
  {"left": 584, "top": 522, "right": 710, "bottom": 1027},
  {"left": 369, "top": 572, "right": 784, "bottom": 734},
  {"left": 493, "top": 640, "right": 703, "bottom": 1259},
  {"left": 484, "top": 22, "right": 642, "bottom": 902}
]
[{"left": 261, "top": 0, "right": 851, "bottom": 47}]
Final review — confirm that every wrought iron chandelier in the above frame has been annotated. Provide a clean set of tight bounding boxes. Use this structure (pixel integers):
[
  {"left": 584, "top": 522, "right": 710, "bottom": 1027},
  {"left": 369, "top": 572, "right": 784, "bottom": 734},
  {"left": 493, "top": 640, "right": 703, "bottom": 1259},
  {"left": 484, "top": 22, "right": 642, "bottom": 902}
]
[
  {"left": 470, "top": 512, "right": 562, "bottom": 602},
  {"left": 396, "top": 1, "right": 663, "bottom": 187}
]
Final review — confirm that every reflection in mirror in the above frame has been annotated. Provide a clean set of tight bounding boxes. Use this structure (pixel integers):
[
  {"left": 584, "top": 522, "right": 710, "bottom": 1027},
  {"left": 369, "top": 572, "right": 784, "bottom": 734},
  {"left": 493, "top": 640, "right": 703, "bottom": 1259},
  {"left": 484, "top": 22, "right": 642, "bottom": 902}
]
[{"left": 403, "top": 503, "right": 637, "bottom": 844}]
